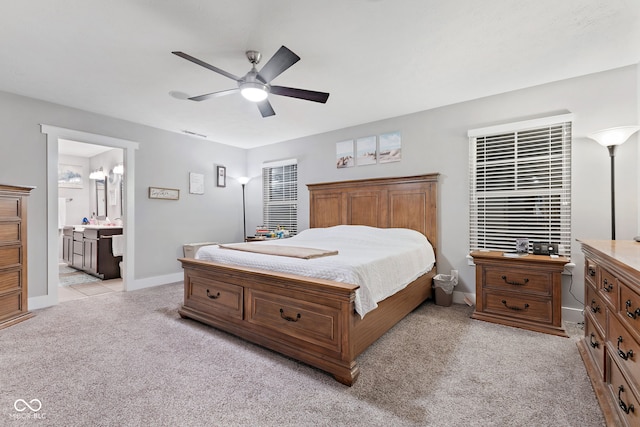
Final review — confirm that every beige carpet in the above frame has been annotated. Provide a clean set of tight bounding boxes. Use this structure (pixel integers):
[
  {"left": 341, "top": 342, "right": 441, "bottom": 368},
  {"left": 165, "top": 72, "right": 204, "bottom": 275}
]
[{"left": 0, "top": 282, "right": 604, "bottom": 426}]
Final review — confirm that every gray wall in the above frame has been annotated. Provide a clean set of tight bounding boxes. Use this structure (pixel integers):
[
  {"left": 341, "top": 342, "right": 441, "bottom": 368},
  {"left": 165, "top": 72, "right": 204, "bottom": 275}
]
[
  {"left": 246, "top": 65, "right": 639, "bottom": 315},
  {"left": 0, "top": 90, "right": 246, "bottom": 297},
  {"left": 1, "top": 64, "right": 637, "bottom": 313}
]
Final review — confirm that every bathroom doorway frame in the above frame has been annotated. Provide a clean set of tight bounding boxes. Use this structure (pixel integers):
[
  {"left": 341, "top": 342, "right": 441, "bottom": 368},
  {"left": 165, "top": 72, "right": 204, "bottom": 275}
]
[{"left": 33, "top": 125, "right": 139, "bottom": 309}]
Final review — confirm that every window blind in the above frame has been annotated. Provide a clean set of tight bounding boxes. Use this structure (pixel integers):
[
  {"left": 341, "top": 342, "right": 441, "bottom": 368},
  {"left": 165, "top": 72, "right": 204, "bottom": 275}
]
[
  {"left": 262, "top": 162, "right": 298, "bottom": 234},
  {"left": 469, "top": 116, "right": 572, "bottom": 256}
]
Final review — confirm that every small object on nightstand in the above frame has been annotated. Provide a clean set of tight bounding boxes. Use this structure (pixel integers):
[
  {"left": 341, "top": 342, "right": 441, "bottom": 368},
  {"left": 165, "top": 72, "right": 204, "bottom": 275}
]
[{"left": 634, "top": 236, "right": 640, "bottom": 242}]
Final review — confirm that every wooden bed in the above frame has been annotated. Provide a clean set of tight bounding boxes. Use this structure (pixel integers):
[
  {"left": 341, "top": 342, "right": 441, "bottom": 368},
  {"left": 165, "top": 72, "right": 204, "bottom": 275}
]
[{"left": 178, "top": 174, "right": 438, "bottom": 385}]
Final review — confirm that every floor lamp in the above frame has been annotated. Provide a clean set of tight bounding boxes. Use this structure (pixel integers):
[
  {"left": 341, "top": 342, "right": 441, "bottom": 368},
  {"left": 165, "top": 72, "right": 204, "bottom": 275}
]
[
  {"left": 237, "top": 176, "right": 251, "bottom": 241},
  {"left": 587, "top": 126, "right": 640, "bottom": 240}
]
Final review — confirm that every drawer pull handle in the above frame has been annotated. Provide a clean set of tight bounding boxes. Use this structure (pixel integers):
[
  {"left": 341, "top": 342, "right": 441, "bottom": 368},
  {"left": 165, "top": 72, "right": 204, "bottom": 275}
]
[
  {"left": 280, "top": 308, "right": 301, "bottom": 322},
  {"left": 501, "top": 275, "right": 529, "bottom": 286},
  {"left": 625, "top": 300, "right": 640, "bottom": 319},
  {"left": 589, "top": 299, "right": 600, "bottom": 314},
  {"left": 589, "top": 333, "right": 600, "bottom": 349},
  {"left": 603, "top": 279, "right": 613, "bottom": 292},
  {"left": 618, "top": 385, "right": 635, "bottom": 414},
  {"left": 617, "top": 336, "right": 634, "bottom": 360},
  {"left": 588, "top": 266, "right": 596, "bottom": 277},
  {"left": 206, "top": 289, "right": 220, "bottom": 299},
  {"left": 501, "top": 300, "right": 529, "bottom": 311}
]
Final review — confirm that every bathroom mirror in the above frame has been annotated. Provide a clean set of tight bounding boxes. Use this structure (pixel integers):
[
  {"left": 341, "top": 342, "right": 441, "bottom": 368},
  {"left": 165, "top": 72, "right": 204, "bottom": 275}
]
[{"left": 96, "top": 179, "right": 107, "bottom": 217}]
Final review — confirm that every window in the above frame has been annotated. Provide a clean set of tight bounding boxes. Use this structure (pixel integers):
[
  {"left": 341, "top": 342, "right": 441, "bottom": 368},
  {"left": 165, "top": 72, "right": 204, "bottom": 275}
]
[
  {"left": 468, "top": 114, "right": 573, "bottom": 256},
  {"left": 262, "top": 159, "right": 298, "bottom": 234}
]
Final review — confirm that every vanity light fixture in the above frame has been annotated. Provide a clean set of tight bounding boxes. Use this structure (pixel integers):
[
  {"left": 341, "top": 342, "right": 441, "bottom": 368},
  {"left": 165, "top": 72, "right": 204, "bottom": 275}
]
[
  {"left": 89, "top": 167, "right": 106, "bottom": 180},
  {"left": 587, "top": 125, "right": 640, "bottom": 240}
]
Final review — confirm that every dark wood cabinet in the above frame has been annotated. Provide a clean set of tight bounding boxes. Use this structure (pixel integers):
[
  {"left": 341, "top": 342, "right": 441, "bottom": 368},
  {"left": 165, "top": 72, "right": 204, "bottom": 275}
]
[
  {"left": 63, "top": 226, "right": 122, "bottom": 279},
  {"left": 0, "top": 184, "right": 34, "bottom": 330}
]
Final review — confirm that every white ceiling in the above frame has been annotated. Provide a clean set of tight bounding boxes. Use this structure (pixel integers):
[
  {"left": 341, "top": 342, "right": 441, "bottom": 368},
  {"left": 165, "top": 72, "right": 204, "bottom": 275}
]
[{"left": 1, "top": 1, "right": 638, "bottom": 149}]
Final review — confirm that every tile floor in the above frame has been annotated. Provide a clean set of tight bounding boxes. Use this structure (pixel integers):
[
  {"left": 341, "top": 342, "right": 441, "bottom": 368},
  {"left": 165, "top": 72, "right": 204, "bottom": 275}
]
[{"left": 58, "top": 276, "right": 124, "bottom": 303}]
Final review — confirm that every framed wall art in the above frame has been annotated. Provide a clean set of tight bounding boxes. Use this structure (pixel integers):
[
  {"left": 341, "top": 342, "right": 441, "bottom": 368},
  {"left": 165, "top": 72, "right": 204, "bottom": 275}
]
[
  {"left": 189, "top": 172, "right": 204, "bottom": 194},
  {"left": 58, "top": 164, "right": 84, "bottom": 188},
  {"left": 356, "top": 136, "right": 377, "bottom": 166},
  {"left": 336, "top": 140, "right": 354, "bottom": 168},
  {"left": 216, "top": 166, "right": 226, "bottom": 187},
  {"left": 378, "top": 131, "right": 402, "bottom": 163},
  {"left": 149, "top": 187, "right": 180, "bottom": 200}
]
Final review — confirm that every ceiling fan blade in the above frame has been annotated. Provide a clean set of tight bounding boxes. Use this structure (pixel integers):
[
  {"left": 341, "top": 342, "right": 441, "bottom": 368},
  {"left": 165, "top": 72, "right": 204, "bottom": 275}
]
[
  {"left": 172, "top": 51, "right": 241, "bottom": 82},
  {"left": 257, "top": 46, "right": 300, "bottom": 83},
  {"left": 257, "top": 99, "right": 276, "bottom": 117},
  {"left": 270, "top": 86, "right": 330, "bottom": 103},
  {"left": 188, "top": 88, "right": 240, "bottom": 101}
]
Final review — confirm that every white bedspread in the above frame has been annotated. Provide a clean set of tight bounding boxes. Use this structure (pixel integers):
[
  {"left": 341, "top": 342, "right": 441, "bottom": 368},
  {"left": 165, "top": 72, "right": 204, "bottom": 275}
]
[{"left": 195, "top": 225, "right": 435, "bottom": 318}]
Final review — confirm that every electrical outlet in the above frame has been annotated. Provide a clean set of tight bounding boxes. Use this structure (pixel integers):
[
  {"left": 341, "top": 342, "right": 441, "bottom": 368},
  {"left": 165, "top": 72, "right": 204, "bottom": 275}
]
[{"left": 451, "top": 269, "right": 459, "bottom": 281}]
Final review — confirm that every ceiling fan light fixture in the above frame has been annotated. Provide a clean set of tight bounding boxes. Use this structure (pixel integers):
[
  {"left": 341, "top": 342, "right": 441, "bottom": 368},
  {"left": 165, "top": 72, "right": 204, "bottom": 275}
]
[{"left": 240, "top": 82, "right": 269, "bottom": 102}]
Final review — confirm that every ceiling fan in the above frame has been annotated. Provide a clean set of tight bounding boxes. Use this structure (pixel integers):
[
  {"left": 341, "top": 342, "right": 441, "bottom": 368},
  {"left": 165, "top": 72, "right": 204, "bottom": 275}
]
[{"left": 172, "top": 46, "right": 330, "bottom": 118}]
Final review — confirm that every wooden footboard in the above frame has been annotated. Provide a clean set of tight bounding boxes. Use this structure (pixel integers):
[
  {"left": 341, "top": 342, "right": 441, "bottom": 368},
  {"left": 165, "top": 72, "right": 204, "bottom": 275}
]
[{"left": 178, "top": 257, "right": 433, "bottom": 385}]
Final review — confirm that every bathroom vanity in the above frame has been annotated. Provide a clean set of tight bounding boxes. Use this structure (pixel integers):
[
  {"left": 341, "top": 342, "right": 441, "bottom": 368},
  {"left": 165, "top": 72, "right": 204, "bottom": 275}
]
[{"left": 62, "top": 226, "right": 122, "bottom": 279}]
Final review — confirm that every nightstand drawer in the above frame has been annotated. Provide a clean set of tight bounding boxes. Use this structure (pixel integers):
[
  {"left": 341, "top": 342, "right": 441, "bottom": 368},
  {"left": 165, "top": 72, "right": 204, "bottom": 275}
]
[
  {"left": 484, "top": 268, "right": 551, "bottom": 295},
  {"left": 483, "top": 291, "right": 552, "bottom": 324}
]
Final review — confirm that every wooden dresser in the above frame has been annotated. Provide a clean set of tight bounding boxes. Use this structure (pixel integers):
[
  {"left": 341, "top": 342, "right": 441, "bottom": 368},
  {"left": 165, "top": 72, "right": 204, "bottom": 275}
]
[
  {"left": 578, "top": 240, "right": 640, "bottom": 427},
  {"left": 0, "top": 184, "right": 34, "bottom": 330},
  {"left": 470, "top": 251, "right": 569, "bottom": 337}
]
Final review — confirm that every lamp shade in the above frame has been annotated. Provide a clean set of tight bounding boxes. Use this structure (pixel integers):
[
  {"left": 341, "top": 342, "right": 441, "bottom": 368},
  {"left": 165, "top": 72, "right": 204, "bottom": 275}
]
[
  {"left": 237, "top": 176, "right": 251, "bottom": 185},
  {"left": 587, "top": 126, "right": 640, "bottom": 147}
]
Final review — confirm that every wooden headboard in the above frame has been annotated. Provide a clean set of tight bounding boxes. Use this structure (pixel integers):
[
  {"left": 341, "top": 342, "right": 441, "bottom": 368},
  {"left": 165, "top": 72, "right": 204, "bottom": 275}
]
[{"left": 307, "top": 174, "right": 439, "bottom": 252}]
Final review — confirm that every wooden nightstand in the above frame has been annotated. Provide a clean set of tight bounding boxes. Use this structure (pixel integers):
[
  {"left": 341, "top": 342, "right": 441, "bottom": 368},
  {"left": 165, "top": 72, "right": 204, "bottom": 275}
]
[{"left": 470, "top": 251, "right": 569, "bottom": 337}]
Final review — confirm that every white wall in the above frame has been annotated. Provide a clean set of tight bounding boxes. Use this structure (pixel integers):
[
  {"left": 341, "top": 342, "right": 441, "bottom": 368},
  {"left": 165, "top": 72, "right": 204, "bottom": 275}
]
[{"left": 246, "top": 65, "right": 639, "bottom": 317}]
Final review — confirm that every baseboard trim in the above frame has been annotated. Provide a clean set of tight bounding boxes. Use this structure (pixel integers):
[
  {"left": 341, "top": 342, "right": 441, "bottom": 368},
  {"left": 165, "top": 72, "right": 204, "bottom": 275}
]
[{"left": 128, "top": 272, "right": 183, "bottom": 291}]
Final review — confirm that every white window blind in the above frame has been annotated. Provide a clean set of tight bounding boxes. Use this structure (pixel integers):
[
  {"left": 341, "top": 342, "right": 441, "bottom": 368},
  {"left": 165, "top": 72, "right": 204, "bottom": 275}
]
[
  {"left": 468, "top": 115, "right": 572, "bottom": 256},
  {"left": 262, "top": 161, "right": 298, "bottom": 234}
]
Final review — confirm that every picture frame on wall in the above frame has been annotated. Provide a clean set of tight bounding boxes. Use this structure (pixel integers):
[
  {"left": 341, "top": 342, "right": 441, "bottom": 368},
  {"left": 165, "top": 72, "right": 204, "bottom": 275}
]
[
  {"left": 189, "top": 172, "right": 205, "bottom": 194},
  {"left": 378, "top": 131, "right": 402, "bottom": 163},
  {"left": 356, "top": 136, "right": 377, "bottom": 166},
  {"left": 216, "top": 166, "right": 226, "bottom": 187},
  {"left": 336, "top": 140, "right": 355, "bottom": 168},
  {"left": 148, "top": 187, "right": 180, "bottom": 200},
  {"left": 58, "top": 164, "right": 83, "bottom": 188}
]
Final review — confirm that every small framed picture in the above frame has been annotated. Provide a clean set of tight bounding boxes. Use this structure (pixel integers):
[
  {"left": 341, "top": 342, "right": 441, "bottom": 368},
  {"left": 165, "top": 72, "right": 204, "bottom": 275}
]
[
  {"left": 216, "top": 166, "right": 226, "bottom": 187},
  {"left": 149, "top": 187, "right": 180, "bottom": 200},
  {"left": 515, "top": 238, "right": 529, "bottom": 253},
  {"left": 336, "top": 140, "right": 354, "bottom": 168}
]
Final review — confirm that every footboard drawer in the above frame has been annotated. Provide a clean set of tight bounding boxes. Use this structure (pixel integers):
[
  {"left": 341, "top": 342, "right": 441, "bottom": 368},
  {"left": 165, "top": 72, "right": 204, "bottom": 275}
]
[
  {"left": 184, "top": 273, "right": 243, "bottom": 320},
  {"left": 246, "top": 289, "right": 341, "bottom": 353}
]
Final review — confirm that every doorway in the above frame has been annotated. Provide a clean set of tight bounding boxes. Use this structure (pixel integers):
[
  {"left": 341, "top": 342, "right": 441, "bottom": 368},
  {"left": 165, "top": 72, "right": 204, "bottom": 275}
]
[
  {"left": 34, "top": 125, "right": 139, "bottom": 310},
  {"left": 58, "top": 140, "right": 125, "bottom": 302}
]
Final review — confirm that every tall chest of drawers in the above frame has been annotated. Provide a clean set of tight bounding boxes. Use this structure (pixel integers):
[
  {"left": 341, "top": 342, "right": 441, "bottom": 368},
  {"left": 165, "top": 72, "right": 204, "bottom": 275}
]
[
  {"left": 0, "top": 184, "right": 34, "bottom": 330},
  {"left": 578, "top": 240, "right": 640, "bottom": 427}
]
